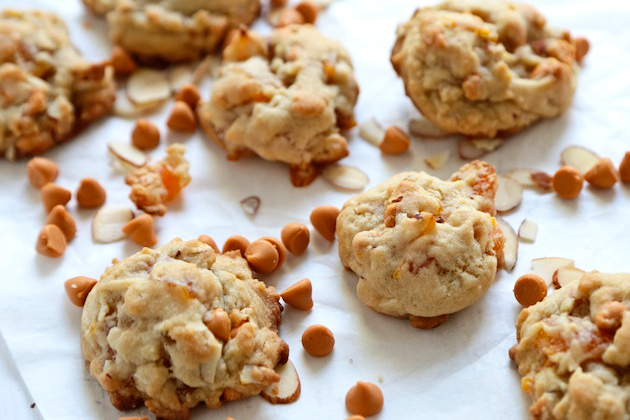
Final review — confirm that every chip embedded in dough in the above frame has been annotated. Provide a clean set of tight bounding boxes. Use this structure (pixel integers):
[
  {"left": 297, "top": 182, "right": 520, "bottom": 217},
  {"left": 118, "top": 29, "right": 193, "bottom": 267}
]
[
  {"left": 391, "top": 0, "right": 588, "bottom": 138},
  {"left": 337, "top": 161, "right": 504, "bottom": 327},
  {"left": 512, "top": 272, "right": 630, "bottom": 420},
  {"left": 197, "top": 24, "right": 360, "bottom": 187},
  {"left": 0, "top": 10, "right": 115, "bottom": 160},
  {"left": 81, "top": 238, "right": 289, "bottom": 420}
]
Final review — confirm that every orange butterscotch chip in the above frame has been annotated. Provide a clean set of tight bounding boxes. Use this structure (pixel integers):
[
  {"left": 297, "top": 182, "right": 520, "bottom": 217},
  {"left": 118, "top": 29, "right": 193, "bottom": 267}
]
[
  {"left": 64, "top": 276, "right": 97, "bottom": 307},
  {"left": 110, "top": 46, "right": 137, "bottom": 74},
  {"left": 204, "top": 308, "right": 231, "bottom": 342},
  {"left": 380, "top": 126, "right": 410, "bottom": 155},
  {"left": 281, "top": 222, "right": 310, "bottom": 255},
  {"left": 552, "top": 166, "right": 583, "bottom": 199},
  {"left": 619, "top": 152, "right": 630, "bottom": 183},
  {"left": 36, "top": 224, "right": 67, "bottom": 257},
  {"left": 27, "top": 157, "right": 58, "bottom": 189},
  {"left": 345, "top": 382, "right": 384, "bottom": 417},
  {"left": 132, "top": 119, "right": 160, "bottom": 150},
  {"left": 302, "top": 324, "right": 334, "bottom": 357},
  {"left": 244, "top": 240, "right": 279, "bottom": 274},
  {"left": 261, "top": 236, "right": 286, "bottom": 271},
  {"left": 281, "top": 278, "right": 313, "bottom": 310},
  {"left": 45, "top": 205, "right": 76, "bottom": 241},
  {"left": 513, "top": 273, "right": 547, "bottom": 307},
  {"left": 595, "top": 301, "right": 626, "bottom": 333},
  {"left": 296, "top": 1, "right": 319, "bottom": 24},
  {"left": 175, "top": 83, "right": 201, "bottom": 109},
  {"left": 41, "top": 183, "right": 71, "bottom": 213},
  {"left": 198, "top": 235, "right": 220, "bottom": 252},
  {"left": 310, "top": 205, "right": 340, "bottom": 241},
  {"left": 270, "top": 0, "right": 288, "bottom": 6},
  {"left": 584, "top": 158, "right": 619, "bottom": 189},
  {"left": 76, "top": 178, "right": 107, "bottom": 208},
  {"left": 223, "top": 235, "right": 250, "bottom": 255},
  {"left": 122, "top": 214, "right": 157, "bottom": 247},
  {"left": 167, "top": 101, "right": 197, "bottom": 132}
]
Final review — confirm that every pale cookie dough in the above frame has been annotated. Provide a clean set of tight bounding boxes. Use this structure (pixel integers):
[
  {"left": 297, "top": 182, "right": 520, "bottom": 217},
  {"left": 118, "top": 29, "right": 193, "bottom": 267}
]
[
  {"left": 0, "top": 10, "right": 115, "bottom": 160},
  {"left": 337, "top": 161, "right": 504, "bottom": 328},
  {"left": 513, "top": 272, "right": 630, "bottom": 420},
  {"left": 391, "top": 0, "right": 588, "bottom": 138},
  {"left": 83, "top": 0, "right": 261, "bottom": 62},
  {"left": 125, "top": 143, "right": 191, "bottom": 216},
  {"left": 197, "top": 24, "right": 359, "bottom": 187},
  {"left": 81, "top": 238, "right": 289, "bottom": 420}
]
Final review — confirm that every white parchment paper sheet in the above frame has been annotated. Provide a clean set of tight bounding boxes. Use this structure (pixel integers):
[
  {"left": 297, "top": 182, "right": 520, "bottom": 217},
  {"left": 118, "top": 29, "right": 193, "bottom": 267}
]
[{"left": 1, "top": 0, "right": 630, "bottom": 419}]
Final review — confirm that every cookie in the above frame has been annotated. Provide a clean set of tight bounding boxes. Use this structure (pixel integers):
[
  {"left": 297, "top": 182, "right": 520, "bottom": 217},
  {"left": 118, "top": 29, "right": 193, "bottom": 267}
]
[
  {"left": 84, "top": 0, "right": 261, "bottom": 62},
  {"left": 0, "top": 10, "right": 115, "bottom": 160},
  {"left": 125, "top": 143, "right": 191, "bottom": 216},
  {"left": 337, "top": 161, "right": 504, "bottom": 327},
  {"left": 197, "top": 25, "right": 359, "bottom": 187},
  {"left": 512, "top": 272, "right": 630, "bottom": 420},
  {"left": 391, "top": 0, "right": 588, "bottom": 138},
  {"left": 81, "top": 238, "right": 289, "bottom": 419}
]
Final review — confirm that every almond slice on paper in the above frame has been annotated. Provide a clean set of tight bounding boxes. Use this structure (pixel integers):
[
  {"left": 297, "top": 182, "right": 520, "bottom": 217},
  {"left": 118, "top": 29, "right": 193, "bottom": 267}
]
[
  {"left": 531, "top": 257, "right": 575, "bottom": 287},
  {"left": 552, "top": 267, "right": 586, "bottom": 289},
  {"left": 127, "top": 69, "right": 171, "bottom": 105},
  {"left": 113, "top": 89, "right": 164, "bottom": 118},
  {"left": 358, "top": 118, "right": 385, "bottom": 147},
  {"left": 495, "top": 175, "right": 523, "bottom": 213},
  {"left": 322, "top": 164, "right": 369, "bottom": 191},
  {"left": 167, "top": 65, "right": 193, "bottom": 92},
  {"left": 458, "top": 138, "right": 504, "bottom": 160},
  {"left": 531, "top": 171, "right": 553, "bottom": 191},
  {"left": 518, "top": 219, "right": 538, "bottom": 242},
  {"left": 261, "top": 359, "right": 301, "bottom": 404},
  {"left": 496, "top": 218, "right": 518, "bottom": 273},
  {"left": 470, "top": 138, "right": 505, "bottom": 153},
  {"left": 92, "top": 205, "right": 134, "bottom": 243},
  {"left": 108, "top": 141, "right": 148, "bottom": 171},
  {"left": 504, "top": 169, "right": 536, "bottom": 187},
  {"left": 408, "top": 119, "right": 450, "bottom": 139},
  {"left": 560, "top": 145, "right": 599, "bottom": 174},
  {"left": 424, "top": 150, "right": 450, "bottom": 169},
  {"left": 240, "top": 196, "right": 261, "bottom": 217}
]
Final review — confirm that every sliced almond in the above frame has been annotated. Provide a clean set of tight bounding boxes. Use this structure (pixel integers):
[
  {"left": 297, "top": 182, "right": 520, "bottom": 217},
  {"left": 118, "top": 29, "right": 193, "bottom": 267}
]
[
  {"left": 322, "top": 164, "right": 368, "bottom": 191},
  {"left": 127, "top": 69, "right": 171, "bottom": 105},
  {"left": 504, "top": 169, "right": 536, "bottom": 187},
  {"left": 192, "top": 56, "right": 216, "bottom": 85},
  {"left": 560, "top": 145, "right": 600, "bottom": 174},
  {"left": 167, "top": 65, "right": 193, "bottom": 92},
  {"left": 424, "top": 150, "right": 450, "bottom": 170},
  {"left": 92, "top": 205, "right": 134, "bottom": 243},
  {"left": 358, "top": 118, "right": 385, "bottom": 147},
  {"left": 240, "top": 196, "right": 261, "bottom": 217},
  {"left": 108, "top": 141, "right": 148, "bottom": 171},
  {"left": 469, "top": 138, "right": 505, "bottom": 152},
  {"left": 531, "top": 257, "right": 575, "bottom": 287},
  {"left": 408, "top": 119, "right": 449, "bottom": 139},
  {"left": 531, "top": 171, "right": 553, "bottom": 192},
  {"left": 261, "top": 359, "right": 301, "bottom": 404},
  {"left": 495, "top": 175, "right": 523, "bottom": 213},
  {"left": 552, "top": 267, "right": 586, "bottom": 289},
  {"left": 113, "top": 88, "right": 164, "bottom": 118},
  {"left": 518, "top": 219, "right": 538, "bottom": 242},
  {"left": 496, "top": 218, "right": 518, "bottom": 273},
  {"left": 458, "top": 138, "right": 504, "bottom": 160}
]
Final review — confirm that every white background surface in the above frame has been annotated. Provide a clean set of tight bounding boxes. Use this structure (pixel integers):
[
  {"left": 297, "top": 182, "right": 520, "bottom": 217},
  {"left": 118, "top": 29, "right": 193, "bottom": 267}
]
[{"left": 1, "top": 0, "right": 630, "bottom": 419}]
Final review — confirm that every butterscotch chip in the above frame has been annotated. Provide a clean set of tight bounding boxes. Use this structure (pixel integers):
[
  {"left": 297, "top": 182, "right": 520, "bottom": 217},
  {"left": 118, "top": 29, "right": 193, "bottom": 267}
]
[
  {"left": 175, "top": 83, "right": 201, "bottom": 109},
  {"left": 41, "top": 183, "right": 71, "bottom": 213},
  {"left": 261, "top": 236, "right": 287, "bottom": 271},
  {"left": 76, "top": 178, "right": 107, "bottom": 208},
  {"left": 276, "top": 8, "right": 305, "bottom": 27},
  {"left": 346, "top": 416, "right": 366, "bottom": 420},
  {"left": 222, "top": 27, "right": 267, "bottom": 62},
  {"left": 245, "top": 240, "right": 280, "bottom": 274},
  {"left": 281, "top": 279, "right": 313, "bottom": 310},
  {"left": 198, "top": 235, "right": 220, "bottom": 253},
  {"left": 27, "top": 157, "right": 59, "bottom": 189},
  {"left": 584, "top": 158, "right": 619, "bottom": 189},
  {"left": 281, "top": 222, "right": 310, "bottom": 255},
  {"left": 573, "top": 37, "right": 590, "bottom": 63},
  {"left": 64, "top": 276, "right": 97, "bottom": 307},
  {"left": 167, "top": 101, "right": 197, "bottom": 132},
  {"left": 295, "top": 1, "right": 319, "bottom": 24},
  {"left": 131, "top": 119, "right": 160, "bottom": 150},
  {"left": 223, "top": 235, "right": 250, "bottom": 255},
  {"left": 122, "top": 214, "right": 157, "bottom": 247},
  {"left": 270, "top": 0, "right": 288, "bottom": 6},
  {"left": 380, "top": 126, "right": 410, "bottom": 154},
  {"left": 45, "top": 205, "right": 76, "bottom": 241},
  {"left": 345, "top": 382, "right": 384, "bottom": 417},
  {"left": 110, "top": 46, "right": 137, "bottom": 74},
  {"left": 36, "top": 224, "right": 67, "bottom": 257},
  {"left": 203, "top": 308, "right": 231, "bottom": 342},
  {"left": 310, "top": 205, "right": 340, "bottom": 241},
  {"left": 552, "top": 166, "right": 583, "bottom": 199},
  {"left": 514, "top": 273, "right": 547, "bottom": 307},
  {"left": 619, "top": 152, "right": 630, "bottom": 183},
  {"left": 302, "top": 324, "right": 334, "bottom": 356},
  {"left": 594, "top": 301, "right": 626, "bottom": 333}
]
